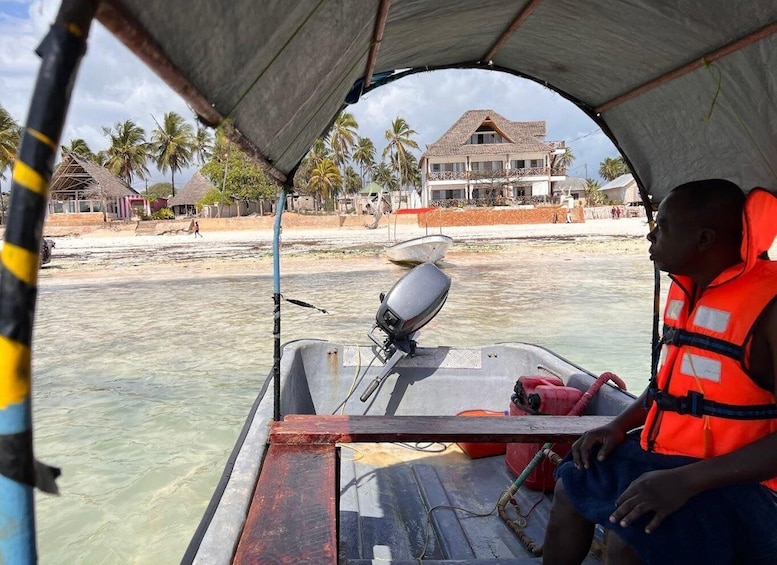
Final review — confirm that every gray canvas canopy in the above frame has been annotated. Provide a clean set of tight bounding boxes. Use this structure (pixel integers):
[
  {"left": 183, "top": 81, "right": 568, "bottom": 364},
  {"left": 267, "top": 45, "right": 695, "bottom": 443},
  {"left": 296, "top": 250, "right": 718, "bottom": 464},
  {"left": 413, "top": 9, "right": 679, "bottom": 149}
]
[{"left": 96, "top": 0, "right": 777, "bottom": 203}]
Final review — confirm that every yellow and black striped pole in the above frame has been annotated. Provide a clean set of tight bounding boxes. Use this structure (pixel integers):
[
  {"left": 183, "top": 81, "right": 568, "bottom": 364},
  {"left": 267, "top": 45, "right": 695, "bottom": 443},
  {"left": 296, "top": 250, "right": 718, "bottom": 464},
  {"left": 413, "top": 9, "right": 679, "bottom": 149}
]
[{"left": 0, "top": 1, "right": 97, "bottom": 562}]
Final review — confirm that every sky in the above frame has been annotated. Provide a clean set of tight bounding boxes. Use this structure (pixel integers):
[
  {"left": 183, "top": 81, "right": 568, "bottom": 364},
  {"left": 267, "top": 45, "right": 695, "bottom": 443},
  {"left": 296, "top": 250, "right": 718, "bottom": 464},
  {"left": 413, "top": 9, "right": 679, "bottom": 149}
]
[{"left": 0, "top": 0, "right": 621, "bottom": 193}]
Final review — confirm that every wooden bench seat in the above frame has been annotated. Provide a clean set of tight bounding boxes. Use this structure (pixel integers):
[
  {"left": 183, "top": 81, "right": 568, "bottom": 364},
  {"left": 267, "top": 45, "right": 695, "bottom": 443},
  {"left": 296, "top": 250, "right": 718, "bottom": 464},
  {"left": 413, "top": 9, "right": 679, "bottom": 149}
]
[
  {"left": 270, "top": 414, "right": 613, "bottom": 445},
  {"left": 235, "top": 414, "right": 611, "bottom": 564},
  {"left": 233, "top": 443, "right": 339, "bottom": 564}
]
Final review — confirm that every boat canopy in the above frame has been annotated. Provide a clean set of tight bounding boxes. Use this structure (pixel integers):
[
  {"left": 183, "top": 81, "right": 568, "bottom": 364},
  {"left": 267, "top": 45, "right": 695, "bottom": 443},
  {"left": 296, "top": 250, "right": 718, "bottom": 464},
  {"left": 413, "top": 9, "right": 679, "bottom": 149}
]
[{"left": 96, "top": 1, "right": 777, "bottom": 203}]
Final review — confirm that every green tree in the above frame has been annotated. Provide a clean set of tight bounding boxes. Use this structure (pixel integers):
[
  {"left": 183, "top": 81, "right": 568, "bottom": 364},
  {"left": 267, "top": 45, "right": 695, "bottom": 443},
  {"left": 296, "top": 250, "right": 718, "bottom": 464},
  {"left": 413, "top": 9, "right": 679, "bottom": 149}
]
[
  {"left": 372, "top": 161, "right": 399, "bottom": 191},
  {"left": 352, "top": 136, "right": 375, "bottom": 187},
  {"left": 103, "top": 120, "right": 149, "bottom": 185},
  {"left": 551, "top": 146, "right": 575, "bottom": 173},
  {"left": 328, "top": 112, "right": 358, "bottom": 194},
  {"left": 61, "top": 138, "right": 93, "bottom": 160},
  {"left": 0, "top": 105, "right": 20, "bottom": 225},
  {"left": 344, "top": 165, "right": 361, "bottom": 196},
  {"left": 382, "top": 117, "right": 419, "bottom": 191},
  {"left": 584, "top": 177, "right": 606, "bottom": 205},
  {"left": 94, "top": 150, "right": 108, "bottom": 167},
  {"left": 201, "top": 129, "right": 278, "bottom": 214},
  {"left": 294, "top": 138, "right": 331, "bottom": 194},
  {"left": 307, "top": 158, "right": 341, "bottom": 211},
  {"left": 193, "top": 124, "right": 214, "bottom": 165},
  {"left": 599, "top": 156, "right": 629, "bottom": 181},
  {"left": 151, "top": 111, "right": 195, "bottom": 197},
  {"left": 145, "top": 182, "right": 173, "bottom": 200}
]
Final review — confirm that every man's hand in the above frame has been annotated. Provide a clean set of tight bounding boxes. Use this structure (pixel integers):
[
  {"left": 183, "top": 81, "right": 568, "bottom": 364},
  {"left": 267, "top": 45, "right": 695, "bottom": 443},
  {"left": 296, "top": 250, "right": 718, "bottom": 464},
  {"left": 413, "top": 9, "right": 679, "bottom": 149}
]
[
  {"left": 571, "top": 424, "right": 626, "bottom": 469},
  {"left": 610, "top": 468, "right": 695, "bottom": 534}
]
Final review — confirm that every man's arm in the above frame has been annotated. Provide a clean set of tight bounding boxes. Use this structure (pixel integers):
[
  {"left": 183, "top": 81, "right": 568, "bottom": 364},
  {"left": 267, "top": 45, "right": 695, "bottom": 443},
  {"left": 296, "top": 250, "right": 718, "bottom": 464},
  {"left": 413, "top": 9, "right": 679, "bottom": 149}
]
[{"left": 572, "top": 390, "right": 649, "bottom": 469}]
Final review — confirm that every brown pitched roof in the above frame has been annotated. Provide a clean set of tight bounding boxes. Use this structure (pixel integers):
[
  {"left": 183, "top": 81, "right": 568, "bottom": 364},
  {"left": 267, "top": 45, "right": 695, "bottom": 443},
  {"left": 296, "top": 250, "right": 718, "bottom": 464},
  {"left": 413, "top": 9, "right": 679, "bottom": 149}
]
[
  {"left": 50, "top": 153, "right": 138, "bottom": 198},
  {"left": 422, "top": 109, "right": 551, "bottom": 160},
  {"left": 167, "top": 171, "right": 215, "bottom": 206}
]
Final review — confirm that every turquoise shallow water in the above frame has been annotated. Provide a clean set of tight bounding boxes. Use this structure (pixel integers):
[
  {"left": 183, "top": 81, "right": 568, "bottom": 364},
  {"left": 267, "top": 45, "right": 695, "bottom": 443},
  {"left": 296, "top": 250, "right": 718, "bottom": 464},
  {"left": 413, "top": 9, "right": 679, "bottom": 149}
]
[{"left": 31, "top": 249, "right": 662, "bottom": 563}]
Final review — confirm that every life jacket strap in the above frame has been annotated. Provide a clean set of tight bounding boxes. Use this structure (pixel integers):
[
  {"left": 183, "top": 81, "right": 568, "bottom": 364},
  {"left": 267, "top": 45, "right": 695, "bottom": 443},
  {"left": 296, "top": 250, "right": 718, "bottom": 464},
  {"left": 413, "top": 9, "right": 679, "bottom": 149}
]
[
  {"left": 648, "top": 387, "right": 777, "bottom": 420},
  {"left": 662, "top": 324, "right": 743, "bottom": 362}
]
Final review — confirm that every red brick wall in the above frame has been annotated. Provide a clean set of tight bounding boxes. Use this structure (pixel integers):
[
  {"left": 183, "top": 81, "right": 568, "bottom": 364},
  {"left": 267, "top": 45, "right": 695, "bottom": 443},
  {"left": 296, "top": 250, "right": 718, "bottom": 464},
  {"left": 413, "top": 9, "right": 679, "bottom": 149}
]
[{"left": 419, "top": 206, "right": 583, "bottom": 227}]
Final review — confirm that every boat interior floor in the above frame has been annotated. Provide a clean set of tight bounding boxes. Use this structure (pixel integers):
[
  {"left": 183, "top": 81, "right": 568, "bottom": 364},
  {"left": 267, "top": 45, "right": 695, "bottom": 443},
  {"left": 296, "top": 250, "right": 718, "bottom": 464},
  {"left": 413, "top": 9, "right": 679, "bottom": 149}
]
[{"left": 339, "top": 441, "right": 602, "bottom": 564}]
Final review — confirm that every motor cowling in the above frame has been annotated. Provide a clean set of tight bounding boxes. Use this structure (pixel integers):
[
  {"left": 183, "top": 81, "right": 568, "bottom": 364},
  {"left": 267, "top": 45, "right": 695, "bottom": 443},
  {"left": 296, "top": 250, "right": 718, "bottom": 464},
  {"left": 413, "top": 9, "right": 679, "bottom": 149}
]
[{"left": 376, "top": 262, "right": 451, "bottom": 340}]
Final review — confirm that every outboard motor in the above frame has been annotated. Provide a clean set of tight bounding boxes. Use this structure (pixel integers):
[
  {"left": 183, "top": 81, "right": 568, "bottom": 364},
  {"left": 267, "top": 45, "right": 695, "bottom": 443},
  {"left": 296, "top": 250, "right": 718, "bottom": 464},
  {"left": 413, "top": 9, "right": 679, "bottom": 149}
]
[{"left": 360, "top": 263, "right": 451, "bottom": 402}]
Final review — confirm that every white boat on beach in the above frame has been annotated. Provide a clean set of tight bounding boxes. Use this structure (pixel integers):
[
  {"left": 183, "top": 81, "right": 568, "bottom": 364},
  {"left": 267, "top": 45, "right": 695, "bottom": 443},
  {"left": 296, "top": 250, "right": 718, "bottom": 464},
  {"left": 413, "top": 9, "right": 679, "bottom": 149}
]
[
  {"left": 3, "top": 2, "right": 777, "bottom": 564},
  {"left": 385, "top": 233, "right": 453, "bottom": 265}
]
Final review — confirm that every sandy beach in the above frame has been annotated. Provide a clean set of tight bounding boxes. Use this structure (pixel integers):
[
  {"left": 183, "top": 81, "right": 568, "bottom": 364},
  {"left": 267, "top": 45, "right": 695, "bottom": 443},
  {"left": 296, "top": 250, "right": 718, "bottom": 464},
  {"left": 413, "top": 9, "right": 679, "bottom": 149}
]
[{"left": 30, "top": 217, "right": 655, "bottom": 284}]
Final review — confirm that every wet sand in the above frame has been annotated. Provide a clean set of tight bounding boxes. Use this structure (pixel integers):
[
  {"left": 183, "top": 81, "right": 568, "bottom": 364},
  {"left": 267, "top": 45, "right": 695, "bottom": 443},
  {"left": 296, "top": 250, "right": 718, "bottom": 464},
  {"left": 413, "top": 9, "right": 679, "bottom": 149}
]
[{"left": 34, "top": 218, "right": 653, "bottom": 284}]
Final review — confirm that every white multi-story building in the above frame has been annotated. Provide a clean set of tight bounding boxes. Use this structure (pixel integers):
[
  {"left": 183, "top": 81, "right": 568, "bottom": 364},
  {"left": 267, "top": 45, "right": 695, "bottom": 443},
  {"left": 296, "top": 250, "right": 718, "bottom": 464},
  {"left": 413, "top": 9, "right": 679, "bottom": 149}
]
[{"left": 419, "top": 109, "right": 567, "bottom": 206}]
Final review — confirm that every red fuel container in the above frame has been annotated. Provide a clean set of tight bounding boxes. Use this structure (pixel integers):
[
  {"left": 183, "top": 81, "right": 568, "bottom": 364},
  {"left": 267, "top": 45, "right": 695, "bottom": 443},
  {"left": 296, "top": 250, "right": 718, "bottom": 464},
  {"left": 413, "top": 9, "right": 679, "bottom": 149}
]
[
  {"left": 505, "top": 375, "right": 583, "bottom": 491},
  {"left": 456, "top": 409, "right": 507, "bottom": 459}
]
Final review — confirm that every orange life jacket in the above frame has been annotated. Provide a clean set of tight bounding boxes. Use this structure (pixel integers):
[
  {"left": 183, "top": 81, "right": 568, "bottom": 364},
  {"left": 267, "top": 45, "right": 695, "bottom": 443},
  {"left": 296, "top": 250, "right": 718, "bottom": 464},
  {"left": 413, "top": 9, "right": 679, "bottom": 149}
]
[{"left": 641, "top": 188, "right": 777, "bottom": 490}]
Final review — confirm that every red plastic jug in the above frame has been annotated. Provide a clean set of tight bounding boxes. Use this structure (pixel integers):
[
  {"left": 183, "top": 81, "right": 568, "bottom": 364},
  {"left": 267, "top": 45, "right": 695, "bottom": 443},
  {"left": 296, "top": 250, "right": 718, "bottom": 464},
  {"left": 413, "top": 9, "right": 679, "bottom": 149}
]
[{"left": 506, "top": 375, "right": 583, "bottom": 491}]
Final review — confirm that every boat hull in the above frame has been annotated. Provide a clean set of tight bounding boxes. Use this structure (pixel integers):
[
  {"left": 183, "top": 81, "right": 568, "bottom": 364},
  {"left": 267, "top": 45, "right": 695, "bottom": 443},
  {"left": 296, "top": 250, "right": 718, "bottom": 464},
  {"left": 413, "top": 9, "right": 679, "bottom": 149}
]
[
  {"left": 385, "top": 234, "right": 453, "bottom": 265},
  {"left": 185, "top": 340, "right": 633, "bottom": 564}
]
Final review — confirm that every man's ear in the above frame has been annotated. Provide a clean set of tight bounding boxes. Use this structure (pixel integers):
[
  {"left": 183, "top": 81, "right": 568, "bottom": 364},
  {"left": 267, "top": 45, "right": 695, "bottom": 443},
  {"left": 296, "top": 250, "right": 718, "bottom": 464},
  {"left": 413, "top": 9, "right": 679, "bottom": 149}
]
[{"left": 698, "top": 227, "right": 717, "bottom": 251}]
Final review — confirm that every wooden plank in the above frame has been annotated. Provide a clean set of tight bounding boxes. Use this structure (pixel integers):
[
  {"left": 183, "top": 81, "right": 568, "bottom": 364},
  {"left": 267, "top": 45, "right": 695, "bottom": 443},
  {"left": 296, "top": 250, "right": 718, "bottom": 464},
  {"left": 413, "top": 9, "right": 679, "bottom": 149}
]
[
  {"left": 233, "top": 444, "right": 338, "bottom": 565},
  {"left": 271, "top": 415, "right": 613, "bottom": 445}
]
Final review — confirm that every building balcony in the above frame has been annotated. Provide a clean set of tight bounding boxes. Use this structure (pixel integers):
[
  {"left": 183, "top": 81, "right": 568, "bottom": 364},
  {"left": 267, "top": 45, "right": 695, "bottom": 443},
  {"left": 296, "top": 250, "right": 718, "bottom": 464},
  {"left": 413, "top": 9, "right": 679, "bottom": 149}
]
[{"left": 427, "top": 166, "right": 566, "bottom": 182}]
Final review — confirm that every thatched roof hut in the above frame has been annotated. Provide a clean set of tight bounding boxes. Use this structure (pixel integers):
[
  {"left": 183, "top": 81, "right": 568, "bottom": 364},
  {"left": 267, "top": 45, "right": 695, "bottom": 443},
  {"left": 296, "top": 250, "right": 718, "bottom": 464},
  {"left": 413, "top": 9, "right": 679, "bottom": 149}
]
[
  {"left": 50, "top": 152, "right": 137, "bottom": 199},
  {"left": 168, "top": 172, "right": 215, "bottom": 216}
]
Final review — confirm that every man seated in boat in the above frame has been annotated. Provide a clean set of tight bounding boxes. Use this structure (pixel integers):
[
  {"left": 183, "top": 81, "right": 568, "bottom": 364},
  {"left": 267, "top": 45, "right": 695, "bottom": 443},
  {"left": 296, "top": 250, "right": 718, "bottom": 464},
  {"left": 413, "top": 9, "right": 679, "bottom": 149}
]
[{"left": 543, "top": 179, "right": 777, "bottom": 564}]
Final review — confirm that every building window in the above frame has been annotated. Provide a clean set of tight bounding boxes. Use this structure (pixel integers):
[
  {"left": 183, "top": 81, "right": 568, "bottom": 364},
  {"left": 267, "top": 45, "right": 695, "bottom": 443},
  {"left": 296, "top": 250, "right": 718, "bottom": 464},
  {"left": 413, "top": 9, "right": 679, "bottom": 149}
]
[
  {"left": 471, "top": 160, "right": 504, "bottom": 171},
  {"left": 510, "top": 160, "right": 526, "bottom": 169},
  {"left": 469, "top": 132, "right": 504, "bottom": 144},
  {"left": 431, "top": 162, "right": 465, "bottom": 172},
  {"left": 431, "top": 189, "right": 464, "bottom": 200},
  {"left": 530, "top": 159, "right": 544, "bottom": 168}
]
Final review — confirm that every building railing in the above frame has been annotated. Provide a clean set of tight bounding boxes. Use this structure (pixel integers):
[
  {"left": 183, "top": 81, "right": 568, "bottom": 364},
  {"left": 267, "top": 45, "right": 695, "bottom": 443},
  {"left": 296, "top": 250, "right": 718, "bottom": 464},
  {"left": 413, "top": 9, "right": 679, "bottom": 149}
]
[
  {"left": 427, "top": 166, "right": 567, "bottom": 182},
  {"left": 431, "top": 196, "right": 551, "bottom": 208}
]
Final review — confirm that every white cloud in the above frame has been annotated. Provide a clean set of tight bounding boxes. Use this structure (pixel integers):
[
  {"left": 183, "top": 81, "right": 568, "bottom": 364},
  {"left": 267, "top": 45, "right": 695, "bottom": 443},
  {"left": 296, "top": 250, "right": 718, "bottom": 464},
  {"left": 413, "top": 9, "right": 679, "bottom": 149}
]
[{"left": 0, "top": 3, "right": 621, "bottom": 190}]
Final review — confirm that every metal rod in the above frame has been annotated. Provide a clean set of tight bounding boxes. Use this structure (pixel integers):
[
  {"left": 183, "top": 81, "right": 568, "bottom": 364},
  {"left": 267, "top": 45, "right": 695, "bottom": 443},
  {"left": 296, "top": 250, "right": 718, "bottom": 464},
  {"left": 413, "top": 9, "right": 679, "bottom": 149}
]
[
  {"left": 272, "top": 188, "right": 288, "bottom": 421},
  {"left": 0, "top": 1, "right": 98, "bottom": 562},
  {"left": 596, "top": 19, "right": 777, "bottom": 114},
  {"left": 363, "top": 0, "right": 392, "bottom": 92},
  {"left": 482, "top": 0, "right": 544, "bottom": 63}
]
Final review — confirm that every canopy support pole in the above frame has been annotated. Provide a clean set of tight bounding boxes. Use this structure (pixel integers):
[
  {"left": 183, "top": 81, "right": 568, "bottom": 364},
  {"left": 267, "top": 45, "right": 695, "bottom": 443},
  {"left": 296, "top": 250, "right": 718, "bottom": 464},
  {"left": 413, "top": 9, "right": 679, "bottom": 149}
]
[
  {"left": 0, "top": 1, "right": 98, "bottom": 562},
  {"left": 272, "top": 188, "right": 289, "bottom": 422}
]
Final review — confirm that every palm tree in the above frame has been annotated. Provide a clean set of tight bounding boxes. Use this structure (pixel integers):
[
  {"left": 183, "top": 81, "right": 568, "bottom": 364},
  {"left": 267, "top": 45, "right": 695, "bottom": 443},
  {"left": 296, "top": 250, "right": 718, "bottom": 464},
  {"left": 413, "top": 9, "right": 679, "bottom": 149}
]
[
  {"left": 193, "top": 124, "right": 214, "bottom": 165},
  {"left": 308, "top": 138, "right": 331, "bottom": 168},
  {"left": 551, "top": 146, "right": 575, "bottom": 173},
  {"left": 0, "top": 105, "right": 20, "bottom": 225},
  {"left": 0, "top": 105, "right": 20, "bottom": 172},
  {"left": 151, "top": 111, "right": 195, "bottom": 197},
  {"left": 328, "top": 112, "right": 358, "bottom": 198},
  {"left": 599, "top": 156, "right": 628, "bottom": 181},
  {"left": 352, "top": 136, "right": 375, "bottom": 187},
  {"left": 584, "top": 178, "right": 605, "bottom": 205},
  {"left": 307, "top": 157, "right": 341, "bottom": 211},
  {"left": 344, "top": 166, "right": 361, "bottom": 195},
  {"left": 372, "top": 161, "right": 399, "bottom": 191},
  {"left": 382, "top": 117, "right": 419, "bottom": 191},
  {"left": 103, "top": 120, "right": 149, "bottom": 185},
  {"left": 61, "top": 138, "right": 93, "bottom": 160}
]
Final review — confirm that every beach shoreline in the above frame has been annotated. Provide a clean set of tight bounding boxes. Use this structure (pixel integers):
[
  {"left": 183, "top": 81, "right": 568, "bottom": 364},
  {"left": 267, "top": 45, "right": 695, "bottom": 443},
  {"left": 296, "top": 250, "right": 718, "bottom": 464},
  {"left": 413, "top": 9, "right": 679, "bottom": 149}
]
[{"left": 30, "top": 217, "right": 654, "bottom": 284}]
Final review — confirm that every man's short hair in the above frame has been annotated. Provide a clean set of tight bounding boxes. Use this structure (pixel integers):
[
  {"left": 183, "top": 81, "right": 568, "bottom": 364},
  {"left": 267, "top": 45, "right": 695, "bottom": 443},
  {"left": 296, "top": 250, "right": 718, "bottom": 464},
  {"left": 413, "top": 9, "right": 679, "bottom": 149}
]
[{"left": 670, "top": 179, "right": 744, "bottom": 239}]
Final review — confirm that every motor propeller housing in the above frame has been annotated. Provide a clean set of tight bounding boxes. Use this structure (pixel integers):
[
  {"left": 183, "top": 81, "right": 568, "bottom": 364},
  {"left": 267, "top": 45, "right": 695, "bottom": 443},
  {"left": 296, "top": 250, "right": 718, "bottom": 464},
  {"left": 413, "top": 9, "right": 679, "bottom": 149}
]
[{"left": 375, "top": 262, "right": 451, "bottom": 340}]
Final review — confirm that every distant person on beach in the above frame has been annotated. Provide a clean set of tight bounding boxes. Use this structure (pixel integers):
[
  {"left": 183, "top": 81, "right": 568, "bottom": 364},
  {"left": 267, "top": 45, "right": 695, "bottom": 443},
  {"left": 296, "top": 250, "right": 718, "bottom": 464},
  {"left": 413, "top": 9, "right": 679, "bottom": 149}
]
[
  {"left": 543, "top": 179, "right": 777, "bottom": 565},
  {"left": 193, "top": 221, "right": 202, "bottom": 238},
  {"left": 611, "top": 206, "right": 617, "bottom": 219},
  {"left": 565, "top": 210, "right": 572, "bottom": 223}
]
